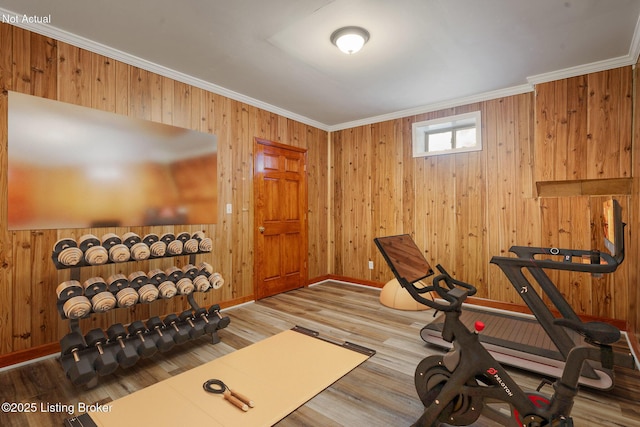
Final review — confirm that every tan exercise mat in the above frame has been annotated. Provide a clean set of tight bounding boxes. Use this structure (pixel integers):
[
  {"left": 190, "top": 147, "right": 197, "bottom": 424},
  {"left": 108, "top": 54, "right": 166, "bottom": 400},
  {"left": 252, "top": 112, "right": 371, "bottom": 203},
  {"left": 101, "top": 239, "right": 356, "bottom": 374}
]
[{"left": 86, "top": 328, "right": 374, "bottom": 427}]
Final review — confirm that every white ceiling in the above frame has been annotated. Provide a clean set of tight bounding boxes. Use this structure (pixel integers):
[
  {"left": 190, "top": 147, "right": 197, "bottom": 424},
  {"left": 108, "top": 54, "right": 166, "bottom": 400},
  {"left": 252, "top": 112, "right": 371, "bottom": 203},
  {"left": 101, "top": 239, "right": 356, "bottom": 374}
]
[{"left": 1, "top": 0, "right": 640, "bottom": 131}]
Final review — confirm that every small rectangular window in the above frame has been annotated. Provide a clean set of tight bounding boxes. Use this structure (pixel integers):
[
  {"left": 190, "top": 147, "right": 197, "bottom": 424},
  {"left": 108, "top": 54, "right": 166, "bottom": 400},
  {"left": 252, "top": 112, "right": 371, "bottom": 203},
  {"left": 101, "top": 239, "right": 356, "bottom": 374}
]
[{"left": 412, "top": 111, "right": 482, "bottom": 158}]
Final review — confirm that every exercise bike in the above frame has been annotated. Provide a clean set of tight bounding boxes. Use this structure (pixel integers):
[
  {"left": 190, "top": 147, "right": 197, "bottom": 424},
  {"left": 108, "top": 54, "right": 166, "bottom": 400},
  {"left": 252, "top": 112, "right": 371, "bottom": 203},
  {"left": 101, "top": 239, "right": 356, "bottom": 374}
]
[{"left": 374, "top": 235, "right": 636, "bottom": 426}]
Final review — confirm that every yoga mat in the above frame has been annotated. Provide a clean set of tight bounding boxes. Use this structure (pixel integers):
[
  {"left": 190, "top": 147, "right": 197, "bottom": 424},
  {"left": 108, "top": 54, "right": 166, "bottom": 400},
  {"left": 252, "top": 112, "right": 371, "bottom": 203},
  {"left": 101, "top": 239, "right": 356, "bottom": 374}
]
[{"left": 69, "top": 327, "right": 375, "bottom": 427}]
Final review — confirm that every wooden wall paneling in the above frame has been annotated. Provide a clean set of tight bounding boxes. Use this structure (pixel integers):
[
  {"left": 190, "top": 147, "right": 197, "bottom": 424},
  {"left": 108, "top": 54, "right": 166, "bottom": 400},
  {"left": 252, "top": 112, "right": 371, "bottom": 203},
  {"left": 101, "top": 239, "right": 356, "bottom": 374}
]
[
  {"left": 332, "top": 130, "right": 344, "bottom": 275},
  {"left": 552, "top": 197, "right": 574, "bottom": 310},
  {"left": 485, "top": 99, "right": 502, "bottom": 300},
  {"left": 306, "top": 127, "right": 330, "bottom": 279},
  {"left": 12, "top": 26, "right": 31, "bottom": 94},
  {"left": 113, "top": 61, "right": 129, "bottom": 117},
  {"left": 30, "top": 230, "right": 57, "bottom": 345},
  {"left": 370, "top": 120, "right": 402, "bottom": 282},
  {"left": 30, "top": 33, "right": 57, "bottom": 100},
  {"left": 586, "top": 70, "right": 611, "bottom": 179},
  {"left": 401, "top": 118, "right": 415, "bottom": 241},
  {"left": 515, "top": 93, "right": 540, "bottom": 245},
  {"left": 128, "top": 67, "right": 152, "bottom": 120},
  {"left": 338, "top": 125, "right": 372, "bottom": 279},
  {"left": 333, "top": 129, "right": 346, "bottom": 277},
  {"left": 632, "top": 59, "right": 640, "bottom": 338},
  {"left": 566, "top": 75, "right": 587, "bottom": 180},
  {"left": 0, "top": 23, "right": 13, "bottom": 355},
  {"left": 29, "top": 33, "right": 59, "bottom": 346},
  {"left": 253, "top": 108, "right": 270, "bottom": 141},
  {"left": 553, "top": 79, "right": 569, "bottom": 181},
  {"left": 587, "top": 68, "right": 631, "bottom": 180},
  {"left": 232, "top": 102, "right": 251, "bottom": 298},
  {"left": 485, "top": 99, "right": 514, "bottom": 302},
  {"left": 454, "top": 150, "right": 485, "bottom": 291},
  {"left": 287, "top": 117, "right": 302, "bottom": 148},
  {"left": 567, "top": 196, "right": 592, "bottom": 316},
  {"left": 57, "top": 41, "right": 91, "bottom": 107},
  {"left": 411, "top": 154, "right": 430, "bottom": 265},
  {"left": 10, "top": 27, "right": 32, "bottom": 352},
  {"left": 90, "top": 54, "right": 115, "bottom": 112},
  {"left": 11, "top": 232, "right": 31, "bottom": 351},
  {"left": 431, "top": 154, "right": 456, "bottom": 273},
  {"left": 538, "top": 198, "right": 561, "bottom": 307},
  {"left": 345, "top": 125, "right": 369, "bottom": 279},
  {"left": 617, "top": 67, "right": 633, "bottom": 178},
  {"left": 534, "top": 80, "right": 556, "bottom": 182},
  {"left": 213, "top": 94, "right": 233, "bottom": 302},
  {"left": 194, "top": 87, "right": 217, "bottom": 309}
]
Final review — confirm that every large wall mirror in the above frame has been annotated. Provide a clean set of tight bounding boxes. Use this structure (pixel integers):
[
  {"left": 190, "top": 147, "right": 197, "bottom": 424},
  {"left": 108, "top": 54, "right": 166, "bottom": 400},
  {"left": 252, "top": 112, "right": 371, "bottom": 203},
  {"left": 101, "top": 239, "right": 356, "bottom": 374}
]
[{"left": 7, "top": 91, "right": 218, "bottom": 230}]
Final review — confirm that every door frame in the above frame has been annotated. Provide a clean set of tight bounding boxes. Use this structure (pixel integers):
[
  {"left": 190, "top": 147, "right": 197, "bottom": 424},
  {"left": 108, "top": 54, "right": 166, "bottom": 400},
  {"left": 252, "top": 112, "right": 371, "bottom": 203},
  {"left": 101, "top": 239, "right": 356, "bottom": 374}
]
[{"left": 253, "top": 137, "right": 308, "bottom": 299}]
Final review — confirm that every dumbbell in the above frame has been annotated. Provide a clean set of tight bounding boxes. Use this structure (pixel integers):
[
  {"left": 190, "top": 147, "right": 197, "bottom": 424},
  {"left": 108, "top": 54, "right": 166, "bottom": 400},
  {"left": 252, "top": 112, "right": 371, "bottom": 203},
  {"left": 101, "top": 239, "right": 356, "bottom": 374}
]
[
  {"left": 146, "top": 317, "right": 176, "bottom": 352},
  {"left": 208, "top": 305, "right": 231, "bottom": 330},
  {"left": 106, "top": 324, "right": 140, "bottom": 368},
  {"left": 194, "top": 305, "right": 230, "bottom": 334},
  {"left": 179, "top": 310, "right": 206, "bottom": 339},
  {"left": 127, "top": 321, "right": 157, "bottom": 358},
  {"left": 85, "top": 328, "right": 119, "bottom": 376},
  {"left": 163, "top": 314, "right": 190, "bottom": 344},
  {"left": 60, "top": 332, "right": 96, "bottom": 386}
]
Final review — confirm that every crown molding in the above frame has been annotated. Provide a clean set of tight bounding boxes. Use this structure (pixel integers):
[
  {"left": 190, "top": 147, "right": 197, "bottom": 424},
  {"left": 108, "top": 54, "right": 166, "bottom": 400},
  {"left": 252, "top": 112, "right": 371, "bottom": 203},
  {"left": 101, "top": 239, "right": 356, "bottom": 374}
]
[
  {"left": 0, "top": 8, "right": 329, "bottom": 131},
  {"left": 327, "top": 84, "right": 534, "bottom": 132},
  {"left": 527, "top": 55, "right": 637, "bottom": 86},
  {"left": 4, "top": 6, "right": 640, "bottom": 134}
]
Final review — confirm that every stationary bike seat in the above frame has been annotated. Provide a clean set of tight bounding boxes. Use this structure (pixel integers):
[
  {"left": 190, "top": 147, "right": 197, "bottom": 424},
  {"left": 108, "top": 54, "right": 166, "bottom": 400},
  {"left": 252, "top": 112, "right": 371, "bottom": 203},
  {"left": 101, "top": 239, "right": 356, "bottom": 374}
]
[{"left": 554, "top": 319, "right": 620, "bottom": 345}]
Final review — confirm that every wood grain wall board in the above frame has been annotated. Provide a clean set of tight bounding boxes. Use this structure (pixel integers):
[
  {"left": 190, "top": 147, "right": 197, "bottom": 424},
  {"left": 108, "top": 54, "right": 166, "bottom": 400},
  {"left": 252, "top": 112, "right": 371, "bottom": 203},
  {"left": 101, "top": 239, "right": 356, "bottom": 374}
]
[
  {"left": 632, "top": 59, "right": 640, "bottom": 338},
  {"left": 371, "top": 120, "right": 403, "bottom": 282},
  {"left": 90, "top": 54, "right": 115, "bottom": 112},
  {"left": 30, "top": 33, "right": 57, "bottom": 101},
  {"left": 566, "top": 75, "right": 588, "bottom": 180},
  {"left": 0, "top": 23, "right": 13, "bottom": 355},
  {"left": 307, "top": 127, "right": 330, "bottom": 278},
  {"left": 554, "top": 79, "right": 569, "bottom": 182},
  {"left": 617, "top": 67, "right": 633, "bottom": 178},
  {"left": 534, "top": 81, "right": 556, "bottom": 182},
  {"left": 30, "top": 230, "right": 57, "bottom": 346}
]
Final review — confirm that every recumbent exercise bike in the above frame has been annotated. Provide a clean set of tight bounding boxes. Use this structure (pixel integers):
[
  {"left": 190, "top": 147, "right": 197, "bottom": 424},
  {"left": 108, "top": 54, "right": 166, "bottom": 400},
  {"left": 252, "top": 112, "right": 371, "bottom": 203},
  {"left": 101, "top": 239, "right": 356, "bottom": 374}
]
[{"left": 374, "top": 234, "right": 636, "bottom": 426}]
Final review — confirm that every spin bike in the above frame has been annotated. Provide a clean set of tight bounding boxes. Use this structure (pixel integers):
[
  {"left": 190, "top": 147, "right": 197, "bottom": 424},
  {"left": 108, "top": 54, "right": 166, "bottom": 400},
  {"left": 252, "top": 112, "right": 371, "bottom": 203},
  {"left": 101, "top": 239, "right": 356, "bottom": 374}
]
[{"left": 400, "top": 265, "right": 636, "bottom": 426}]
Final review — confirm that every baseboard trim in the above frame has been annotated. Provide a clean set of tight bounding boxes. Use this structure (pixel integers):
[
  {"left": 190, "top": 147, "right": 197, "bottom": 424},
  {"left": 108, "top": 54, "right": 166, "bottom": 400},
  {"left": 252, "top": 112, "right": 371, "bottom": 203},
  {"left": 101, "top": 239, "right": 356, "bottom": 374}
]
[
  {"left": 309, "top": 274, "right": 384, "bottom": 289},
  {"left": 0, "top": 342, "right": 60, "bottom": 370}
]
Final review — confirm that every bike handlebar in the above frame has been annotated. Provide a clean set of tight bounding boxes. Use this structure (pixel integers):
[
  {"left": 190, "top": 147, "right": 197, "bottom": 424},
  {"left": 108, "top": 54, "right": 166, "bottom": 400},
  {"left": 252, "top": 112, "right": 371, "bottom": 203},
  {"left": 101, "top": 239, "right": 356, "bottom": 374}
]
[{"left": 401, "top": 264, "right": 477, "bottom": 311}]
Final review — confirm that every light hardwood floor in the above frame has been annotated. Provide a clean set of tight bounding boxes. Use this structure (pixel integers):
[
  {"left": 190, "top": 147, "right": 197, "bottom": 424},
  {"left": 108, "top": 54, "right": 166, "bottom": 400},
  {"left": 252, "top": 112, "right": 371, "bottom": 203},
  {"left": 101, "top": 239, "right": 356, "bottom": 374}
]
[{"left": 0, "top": 282, "right": 638, "bottom": 426}]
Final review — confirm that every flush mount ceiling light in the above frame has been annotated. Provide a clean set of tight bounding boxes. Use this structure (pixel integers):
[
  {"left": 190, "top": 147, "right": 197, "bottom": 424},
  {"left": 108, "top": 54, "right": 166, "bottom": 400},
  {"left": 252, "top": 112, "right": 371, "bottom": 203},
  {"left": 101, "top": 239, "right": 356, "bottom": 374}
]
[{"left": 330, "top": 26, "right": 370, "bottom": 55}]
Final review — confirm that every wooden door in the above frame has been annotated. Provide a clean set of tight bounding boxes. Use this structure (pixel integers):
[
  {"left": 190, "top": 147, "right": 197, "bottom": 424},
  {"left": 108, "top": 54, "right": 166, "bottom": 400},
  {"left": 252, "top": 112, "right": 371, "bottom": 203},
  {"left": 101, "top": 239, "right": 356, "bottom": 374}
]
[{"left": 254, "top": 138, "right": 308, "bottom": 299}]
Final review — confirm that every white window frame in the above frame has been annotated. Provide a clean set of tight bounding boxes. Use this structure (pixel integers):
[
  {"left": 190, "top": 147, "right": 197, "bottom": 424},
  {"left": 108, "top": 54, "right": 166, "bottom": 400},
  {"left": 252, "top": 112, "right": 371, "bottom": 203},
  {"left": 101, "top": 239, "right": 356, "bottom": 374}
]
[{"left": 412, "top": 111, "right": 482, "bottom": 158}]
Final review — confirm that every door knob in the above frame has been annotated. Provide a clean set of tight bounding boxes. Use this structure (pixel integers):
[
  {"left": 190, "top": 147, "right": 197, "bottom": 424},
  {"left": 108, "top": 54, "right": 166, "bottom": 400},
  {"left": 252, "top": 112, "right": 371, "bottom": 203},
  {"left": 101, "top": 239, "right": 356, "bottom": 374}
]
[{"left": 258, "top": 226, "right": 265, "bottom": 233}]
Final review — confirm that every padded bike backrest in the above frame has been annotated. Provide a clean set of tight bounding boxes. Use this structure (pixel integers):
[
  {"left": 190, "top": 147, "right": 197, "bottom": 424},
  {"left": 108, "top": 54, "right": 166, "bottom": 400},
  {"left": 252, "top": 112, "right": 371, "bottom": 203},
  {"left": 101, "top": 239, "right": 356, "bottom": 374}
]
[{"left": 374, "top": 234, "right": 434, "bottom": 285}]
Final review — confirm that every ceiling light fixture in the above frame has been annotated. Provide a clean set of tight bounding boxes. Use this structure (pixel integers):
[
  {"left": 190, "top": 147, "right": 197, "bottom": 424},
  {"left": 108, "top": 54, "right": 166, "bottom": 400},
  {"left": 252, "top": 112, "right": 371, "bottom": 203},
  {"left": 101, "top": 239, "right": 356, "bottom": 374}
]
[{"left": 330, "top": 26, "right": 370, "bottom": 55}]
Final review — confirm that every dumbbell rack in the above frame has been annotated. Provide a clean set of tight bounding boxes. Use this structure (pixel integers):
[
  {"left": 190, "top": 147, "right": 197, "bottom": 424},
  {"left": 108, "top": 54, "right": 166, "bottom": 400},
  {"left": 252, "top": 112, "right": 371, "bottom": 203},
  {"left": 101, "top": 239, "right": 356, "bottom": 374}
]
[{"left": 52, "top": 232, "right": 231, "bottom": 387}]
